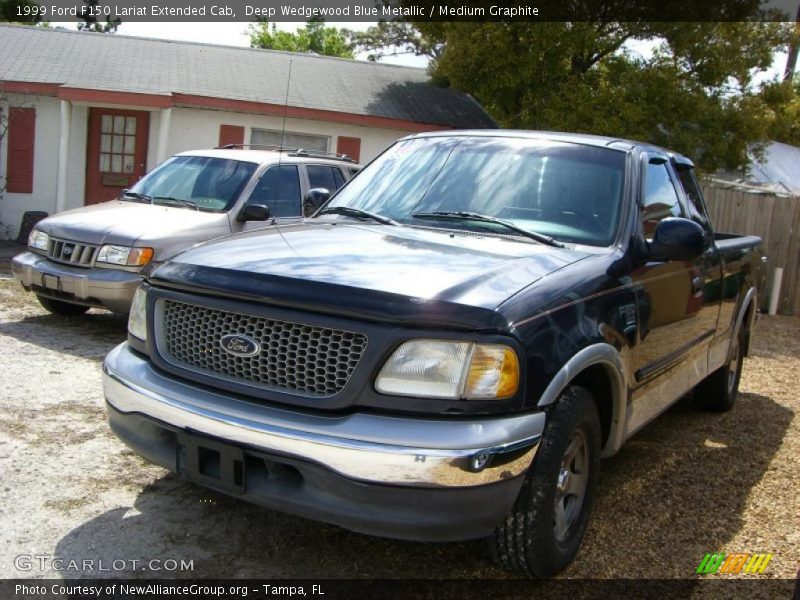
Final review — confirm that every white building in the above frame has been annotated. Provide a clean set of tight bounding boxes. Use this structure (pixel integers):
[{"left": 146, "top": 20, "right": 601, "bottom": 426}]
[{"left": 0, "top": 24, "right": 495, "bottom": 239}]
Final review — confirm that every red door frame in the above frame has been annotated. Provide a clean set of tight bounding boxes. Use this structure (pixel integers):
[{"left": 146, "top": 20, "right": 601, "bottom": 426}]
[{"left": 85, "top": 107, "right": 150, "bottom": 205}]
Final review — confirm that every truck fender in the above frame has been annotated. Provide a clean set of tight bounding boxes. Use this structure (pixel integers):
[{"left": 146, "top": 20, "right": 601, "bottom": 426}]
[
  {"left": 730, "top": 286, "right": 757, "bottom": 360},
  {"left": 536, "top": 343, "right": 627, "bottom": 456}
]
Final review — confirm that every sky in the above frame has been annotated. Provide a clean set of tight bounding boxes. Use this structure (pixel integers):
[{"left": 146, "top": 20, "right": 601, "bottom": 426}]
[{"left": 50, "top": 21, "right": 788, "bottom": 81}]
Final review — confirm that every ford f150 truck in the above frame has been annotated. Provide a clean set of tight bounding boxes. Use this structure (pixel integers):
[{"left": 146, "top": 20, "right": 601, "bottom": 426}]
[
  {"left": 102, "top": 131, "right": 763, "bottom": 576},
  {"left": 12, "top": 146, "right": 357, "bottom": 315}
]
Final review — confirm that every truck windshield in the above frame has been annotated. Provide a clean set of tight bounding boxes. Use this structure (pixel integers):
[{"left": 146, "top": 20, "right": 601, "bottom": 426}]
[
  {"left": 324, "top": 136, "right": 626, "bottom": 246},
  {"left": 124, "top": 156, "right": 257, "bottom": 212}
]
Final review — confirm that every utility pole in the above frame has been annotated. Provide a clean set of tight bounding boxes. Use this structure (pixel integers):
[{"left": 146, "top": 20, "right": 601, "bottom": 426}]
[{"left": 784, "top": 3, "right": 800, "bottom": 82}]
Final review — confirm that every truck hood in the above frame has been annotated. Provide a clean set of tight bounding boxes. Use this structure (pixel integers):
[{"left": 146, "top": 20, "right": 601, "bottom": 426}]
[
  {"left": 150, "top": 222, "right": 591, "bottom": 330},
  {"left": 36, "top": 200, "right": 228, "bottom": 249}
]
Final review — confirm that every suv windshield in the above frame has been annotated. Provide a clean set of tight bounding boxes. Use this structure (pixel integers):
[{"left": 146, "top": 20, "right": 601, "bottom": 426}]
[
  {"left": 324, "top": 136, "right": 626, "bottom": 246},
  {"left": 124, "top": 156, "right": 257, "bottom": 211}
]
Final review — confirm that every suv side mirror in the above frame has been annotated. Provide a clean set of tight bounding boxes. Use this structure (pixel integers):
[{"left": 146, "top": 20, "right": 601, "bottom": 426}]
[
  {"left": 239, "top": 203, "right": 270, "bottom": 222},
  {"left": 648, "top": 217, "right": 705, "bottom": 261},
  {"left": 303, "top": 188, "right": 331, "bottom": 217}
]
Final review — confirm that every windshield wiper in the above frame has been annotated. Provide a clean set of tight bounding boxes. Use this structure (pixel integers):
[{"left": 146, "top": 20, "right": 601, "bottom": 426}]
[
  {"left": 412, "top": 211, "right": 565, "bottom": 248},
  {"left": 152, "top": 196, "right": 199, "bottom": 211},
  {"left": 122, "top": 191, "right": 152, "bottom": 203},
  {"left": 318, "top": 206, "right": 398, "bottom": 225}
]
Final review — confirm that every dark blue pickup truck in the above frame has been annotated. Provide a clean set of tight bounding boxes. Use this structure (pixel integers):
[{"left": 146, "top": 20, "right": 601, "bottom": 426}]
[{"left": 103, "top": 131, "right": 763, "bottom": 576}]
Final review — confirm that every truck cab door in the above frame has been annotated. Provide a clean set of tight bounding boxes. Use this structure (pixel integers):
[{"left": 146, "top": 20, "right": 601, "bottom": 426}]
[{"left": 628, "top": 154, "right": 719, "bottom": 431}]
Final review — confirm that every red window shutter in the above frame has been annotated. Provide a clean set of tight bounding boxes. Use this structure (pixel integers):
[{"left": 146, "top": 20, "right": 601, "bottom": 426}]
[
  {"left": 337, "top": 136, "right": 361, "bottom": 163},
  {"left": 218, "top": 124, "right": 244, "bottom": 147},
  {"left": 6, "top": 107, "right": 36, "bottom": 193}
]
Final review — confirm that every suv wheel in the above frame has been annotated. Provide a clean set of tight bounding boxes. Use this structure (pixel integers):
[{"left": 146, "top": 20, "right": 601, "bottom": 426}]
[
  {"left": 489, "top": 386, "right": 601, "bottom": 577},
  {"left": 37, "top": 295, "right": 90, "bottom": 317}
]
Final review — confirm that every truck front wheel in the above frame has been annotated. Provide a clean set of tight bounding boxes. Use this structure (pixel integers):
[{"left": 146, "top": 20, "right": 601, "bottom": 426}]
[
  {"left": 37, "top": 295, "right": 90, "bottom": 317},
  {"left": 489, "top": 386, "right": 601, "bottom": 577}
]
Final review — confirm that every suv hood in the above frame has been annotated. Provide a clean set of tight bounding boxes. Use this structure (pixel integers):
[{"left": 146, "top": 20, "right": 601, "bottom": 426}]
[
  {"left": 150, "top": 222, "right": 590, "bottom": 330},
  {"left": 36, "top": 200, "right": 228, "bottom": 252}
]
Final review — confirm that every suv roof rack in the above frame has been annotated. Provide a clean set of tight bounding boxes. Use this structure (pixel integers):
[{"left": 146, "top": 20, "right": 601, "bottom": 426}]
[{"left": 215, "top": 144, "right": 355, "bottom": 163}]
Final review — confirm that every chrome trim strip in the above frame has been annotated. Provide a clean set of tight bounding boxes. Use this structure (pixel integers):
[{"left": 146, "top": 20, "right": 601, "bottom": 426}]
[{"left": 103, "top": 343, "right": 545, "bottom": 488}]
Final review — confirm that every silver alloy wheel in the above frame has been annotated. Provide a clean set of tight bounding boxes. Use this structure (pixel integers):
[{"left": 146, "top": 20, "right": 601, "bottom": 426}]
[
  {"left": 727, "top": 337, "right": 741, "bottom": 395},
  {"left": 553, "top": 428, "right": 589, "bottom": 541}
]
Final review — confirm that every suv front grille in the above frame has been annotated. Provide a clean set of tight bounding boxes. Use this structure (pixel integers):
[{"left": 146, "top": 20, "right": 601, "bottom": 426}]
[
  {"left": 47, "top": 238, "right": 100, "bottom": 267},
  {"left": 156, "top": 300, "right": 368, "bottom": 397}
]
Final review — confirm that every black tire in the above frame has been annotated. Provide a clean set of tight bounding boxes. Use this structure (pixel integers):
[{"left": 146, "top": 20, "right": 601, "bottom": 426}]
[
  {"left": 489, "top": 386, "right": 601, "bottom": 577},
  {"left": 695, "top": 327, "right": 745, "bottom": 412},
  {"left": 36, "top": 295, "right": 90, "bottom": 317}
]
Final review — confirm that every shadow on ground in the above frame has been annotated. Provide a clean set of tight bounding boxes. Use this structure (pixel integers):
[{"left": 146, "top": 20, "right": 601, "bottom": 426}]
[
  {"left": 53, "top": 388, "right": 791, "bottom": 580},
  {"left": 0, "top": 312, "right": 127, "bottom": 361}
]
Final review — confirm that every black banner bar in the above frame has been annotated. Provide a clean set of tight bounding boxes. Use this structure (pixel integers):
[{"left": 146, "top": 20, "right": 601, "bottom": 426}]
[
  {"left": 7, "top": 0, "right": 800, "bottom": 22},
  {"left": 2, "top": 578, "right": 798, "bottom": 600}
]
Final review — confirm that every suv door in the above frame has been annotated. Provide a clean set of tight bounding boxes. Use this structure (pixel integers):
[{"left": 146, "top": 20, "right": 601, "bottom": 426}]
[{"left": 239, "top": 164, "right": 303, "bottom": 231}]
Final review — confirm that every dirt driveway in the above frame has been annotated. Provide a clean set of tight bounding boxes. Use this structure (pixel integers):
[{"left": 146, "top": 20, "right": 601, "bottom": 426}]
[{"left": 0, "top": 242, "right": 797, "bottom": 581}]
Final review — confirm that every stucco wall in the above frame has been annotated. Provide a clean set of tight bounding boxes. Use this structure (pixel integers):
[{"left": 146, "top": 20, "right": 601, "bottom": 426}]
[{"left": 165, "top": 107, "right": 412, "bottom": 163}]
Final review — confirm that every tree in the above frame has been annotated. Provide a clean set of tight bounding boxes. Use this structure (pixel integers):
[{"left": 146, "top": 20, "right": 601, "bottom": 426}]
[
  {"left": 77, "top": 0, "right": 120, "bottom": 33},
  {"left": 361, "top": 20, "right": 791, "bottom": 171},
  {"left": 249, "top": 18, "right": 354, "bottom": 58},
  {"left": 0, "top": 0, "right": 43, "bottom": 23}
]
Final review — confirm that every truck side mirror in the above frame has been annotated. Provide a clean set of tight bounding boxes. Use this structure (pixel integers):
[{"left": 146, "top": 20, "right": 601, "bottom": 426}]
[
  {"left": 303, "top": 188, "right": 331, "bottom": 217},
  {"left": 239, "top": 203, "right": 270, "bottom": 222},
  {"left": 648, "top": 217, "right": 705, "bottom": 261}
]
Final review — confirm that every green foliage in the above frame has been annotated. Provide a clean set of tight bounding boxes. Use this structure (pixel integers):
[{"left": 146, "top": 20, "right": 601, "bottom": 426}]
[
  {"left": 249, "top": 18, "right": 354, "bottom": 59},
  {"left": 0, "top": 0, "right": 43, "bottom": 23},
  {"left": 406, "top": 21, "right": 793, "bottom": 171},
  {"left": 77, "top": 0, "right": 120, "bottom": 33}
]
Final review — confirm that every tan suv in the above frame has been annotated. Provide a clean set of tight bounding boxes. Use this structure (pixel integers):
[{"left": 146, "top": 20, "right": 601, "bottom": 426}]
[{"left": 12, "top": 146, "right": 359, "bottom": 315}]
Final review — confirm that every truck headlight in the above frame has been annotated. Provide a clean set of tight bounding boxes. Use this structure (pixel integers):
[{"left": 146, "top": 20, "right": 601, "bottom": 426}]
[
  {"left": 128, "top": 285, "right": 148, "bottom": 341},
  {"left": 97, "top": 245, "right": 154, "bottom": 267},
  {"left": 28, "top": 229, "right": 49, "bottom": 252},
  {"left": 375, "top": 340, "right": 519, "bottom": 400}
]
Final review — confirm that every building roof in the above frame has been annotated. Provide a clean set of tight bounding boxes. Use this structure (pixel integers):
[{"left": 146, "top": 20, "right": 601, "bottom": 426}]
[
  {"left": 747, "top": 141, "right": 800, "bottom": 196},
  {"left": 0, "top": 24, "right": 496, "bottom": 129}
]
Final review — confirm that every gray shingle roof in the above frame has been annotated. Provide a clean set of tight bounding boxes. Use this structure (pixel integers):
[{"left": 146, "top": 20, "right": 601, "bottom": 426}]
[{"left": 0, "top": 24, "right": 496, "bottom": 129}]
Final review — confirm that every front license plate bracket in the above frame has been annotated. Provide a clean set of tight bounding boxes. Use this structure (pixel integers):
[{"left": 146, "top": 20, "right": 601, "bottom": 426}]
[{"left": 176, "top": 433, "right": 245, "bottom": 495}]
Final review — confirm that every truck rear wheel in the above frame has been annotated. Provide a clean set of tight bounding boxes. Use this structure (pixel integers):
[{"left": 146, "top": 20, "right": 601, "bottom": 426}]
[
  {"left": 37, "top": 295, "right": 90, "bottom": 317},
  {"left": 489, "top": 386, "right": 601, "bottom": 577},
  {"left": 695, "top": 327, "right": 745, "bottom": 412}
]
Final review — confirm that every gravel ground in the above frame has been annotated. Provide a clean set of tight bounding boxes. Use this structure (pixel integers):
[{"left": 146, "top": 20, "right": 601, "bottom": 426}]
[{"left": 0, "top": 245, "right": 797, "bottom": 582}]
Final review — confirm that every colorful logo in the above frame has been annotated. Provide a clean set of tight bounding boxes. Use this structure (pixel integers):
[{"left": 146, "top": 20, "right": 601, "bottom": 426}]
[{"left": 696, "top": 552, "right": 773, "bottom": 575}]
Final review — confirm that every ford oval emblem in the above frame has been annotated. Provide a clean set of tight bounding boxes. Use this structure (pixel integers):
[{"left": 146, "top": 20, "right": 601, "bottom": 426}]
[{"left": 220, "top": 334, "right": 260, "bottom": 357}]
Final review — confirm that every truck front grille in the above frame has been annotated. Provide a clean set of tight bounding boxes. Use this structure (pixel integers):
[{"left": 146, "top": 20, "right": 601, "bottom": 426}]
[
  {"left": 47, "top": 238, "right": 100, "bottom": 267},
  {"left": 156, "top": 300, "right": 368, "bottom": 397}
]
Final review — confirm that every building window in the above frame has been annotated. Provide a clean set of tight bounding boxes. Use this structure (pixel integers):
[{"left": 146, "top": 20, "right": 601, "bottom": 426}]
[
  {"left": 251, "top": 128, "right": 329, "bottom": 153},
  {"left": 99, "top": 114, "right": 137, "bottom": 173}
]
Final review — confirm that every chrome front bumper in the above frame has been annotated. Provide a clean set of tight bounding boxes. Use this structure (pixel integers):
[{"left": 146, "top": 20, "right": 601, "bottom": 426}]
[
  {"left": 12, "top": 251, "right": 141, "bottom": 313},
  {"left": 102, "top": 343, "right": 544, "bottom": 488}
]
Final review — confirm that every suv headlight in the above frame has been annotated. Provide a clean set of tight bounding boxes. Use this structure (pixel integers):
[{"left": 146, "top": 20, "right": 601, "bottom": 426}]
[
  {"left": 375, "top": 340, "right": 519, "bottom": 400},
  {"left": 128, "top": 285, "right": 148, "bottom": 341},
  {"left": 28, "top": 229, "right": 49, "bottom": 252},
  {"left": 97, "top": 245, "right": 154, "bottom": 267}
]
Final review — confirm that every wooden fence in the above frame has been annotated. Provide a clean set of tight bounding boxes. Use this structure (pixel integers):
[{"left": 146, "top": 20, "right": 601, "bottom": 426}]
[{"left": 702, "top": 183, "right": 800, "bottom": 315}]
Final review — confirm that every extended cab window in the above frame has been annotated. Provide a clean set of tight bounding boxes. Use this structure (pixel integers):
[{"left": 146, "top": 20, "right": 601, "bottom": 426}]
[
  {"left": 246, "top": 165, "right": 301, "bottom": 217},
  {"left": 642, "top": 161, "right": 684, "bottom": 237}
]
